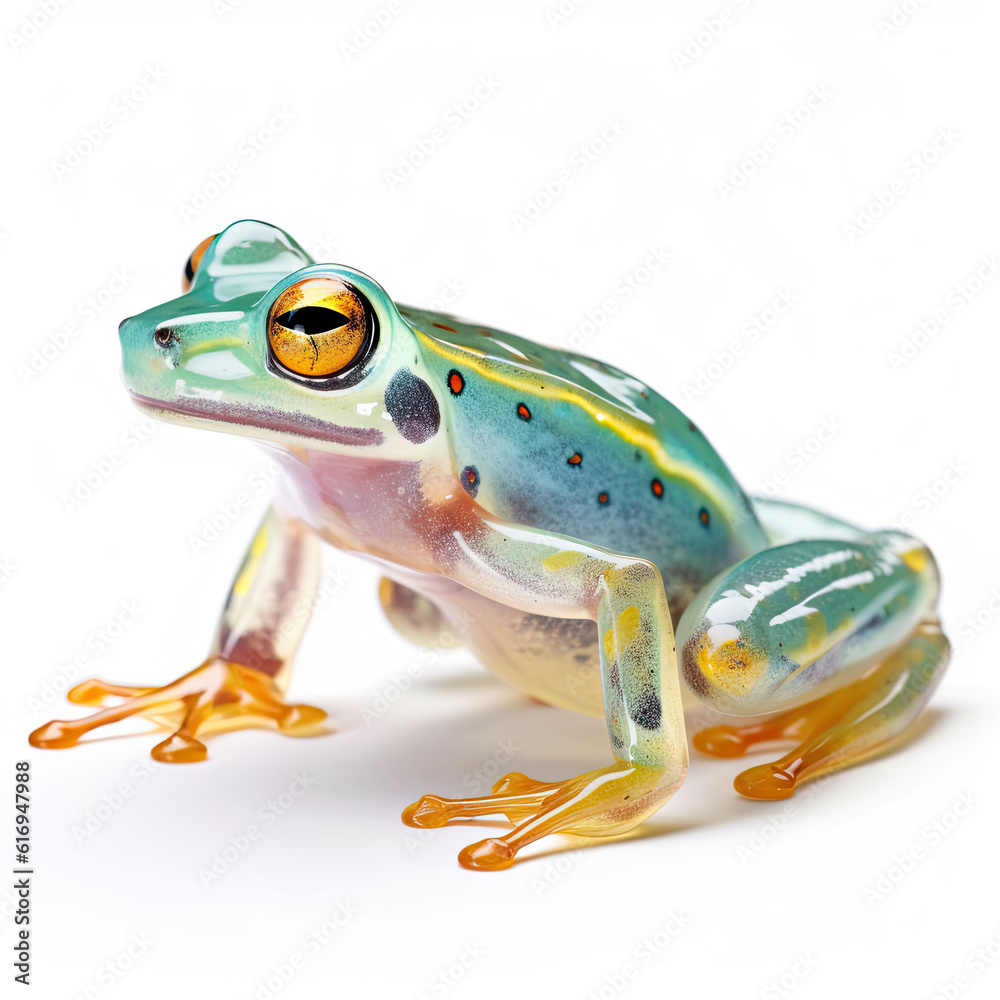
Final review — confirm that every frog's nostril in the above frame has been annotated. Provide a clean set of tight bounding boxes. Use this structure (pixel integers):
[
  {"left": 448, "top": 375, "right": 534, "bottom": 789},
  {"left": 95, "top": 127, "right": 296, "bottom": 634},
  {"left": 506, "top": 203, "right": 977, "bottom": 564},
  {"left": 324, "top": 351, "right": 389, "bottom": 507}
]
[{"left": 153, "top": 327, "right": 177, "bottom": 348}]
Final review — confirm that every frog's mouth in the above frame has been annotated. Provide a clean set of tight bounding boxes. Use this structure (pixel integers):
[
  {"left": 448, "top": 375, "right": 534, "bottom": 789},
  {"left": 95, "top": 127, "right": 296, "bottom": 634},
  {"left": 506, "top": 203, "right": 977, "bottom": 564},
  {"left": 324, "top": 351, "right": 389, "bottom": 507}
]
[{"left": 129, "top": 391, "right": 384, "bottom": 448}]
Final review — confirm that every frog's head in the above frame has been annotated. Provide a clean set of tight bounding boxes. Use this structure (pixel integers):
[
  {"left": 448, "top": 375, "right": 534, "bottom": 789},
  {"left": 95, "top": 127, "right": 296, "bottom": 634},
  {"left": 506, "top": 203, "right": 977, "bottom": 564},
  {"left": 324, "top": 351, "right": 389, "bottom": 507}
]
[{"left": 118, "top": 220, "right": 441, "bottom": 457}]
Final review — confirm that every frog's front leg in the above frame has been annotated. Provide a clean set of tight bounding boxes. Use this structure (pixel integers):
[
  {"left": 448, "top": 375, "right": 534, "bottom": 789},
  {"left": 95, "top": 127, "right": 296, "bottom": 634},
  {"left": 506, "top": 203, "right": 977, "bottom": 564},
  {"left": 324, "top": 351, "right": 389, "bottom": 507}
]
[
  {"left": 402, "top": 516, "right": 688, "bottom": 871},
  {"left": 30, "top": 506, "right": 327, "bottom": 762}
]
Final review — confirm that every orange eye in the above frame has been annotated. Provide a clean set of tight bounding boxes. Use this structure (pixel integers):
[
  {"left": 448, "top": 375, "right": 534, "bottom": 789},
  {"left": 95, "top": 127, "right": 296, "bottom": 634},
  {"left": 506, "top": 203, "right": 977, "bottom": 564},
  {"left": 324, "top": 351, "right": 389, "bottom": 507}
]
[
  {"left": 182, "top": 233, "right": 219, "bottom": 292},
  {"left": 267, "top": 277, "right": 375, "bottom": 381}
]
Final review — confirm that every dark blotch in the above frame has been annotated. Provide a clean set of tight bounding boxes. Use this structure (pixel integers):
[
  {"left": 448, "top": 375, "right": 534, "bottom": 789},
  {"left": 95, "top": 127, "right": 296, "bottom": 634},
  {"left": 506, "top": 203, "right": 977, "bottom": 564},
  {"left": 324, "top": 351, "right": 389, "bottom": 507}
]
[
  {"left": 629, "top": 688, "right": 662, "bottom": 731},
  {"left": 460, "top": 465, "right": 480, "bottom": 498},
  {"left": 384, "top": 368, "right": 440, "bottom": 444}
]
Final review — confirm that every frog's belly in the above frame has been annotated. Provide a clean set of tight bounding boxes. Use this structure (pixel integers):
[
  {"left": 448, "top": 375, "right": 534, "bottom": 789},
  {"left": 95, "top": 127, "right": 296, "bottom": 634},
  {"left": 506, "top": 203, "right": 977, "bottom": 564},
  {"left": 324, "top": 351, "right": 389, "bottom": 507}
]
[{"left": 377, "top": 563, "right": 695, "bottom": 717}]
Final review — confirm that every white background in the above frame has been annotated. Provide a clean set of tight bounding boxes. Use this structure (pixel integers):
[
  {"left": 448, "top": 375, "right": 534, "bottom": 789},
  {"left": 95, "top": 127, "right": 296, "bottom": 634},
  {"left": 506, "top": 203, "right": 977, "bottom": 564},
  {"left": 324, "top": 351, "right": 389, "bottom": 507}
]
[{"left": 3, "top": 1, "right": 999, "bottom": 998}]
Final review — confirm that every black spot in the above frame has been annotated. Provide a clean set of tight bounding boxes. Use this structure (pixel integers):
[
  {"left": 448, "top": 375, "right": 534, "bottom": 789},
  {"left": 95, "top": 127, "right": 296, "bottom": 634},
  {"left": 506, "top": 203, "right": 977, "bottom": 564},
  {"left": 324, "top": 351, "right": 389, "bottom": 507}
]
[
  {"left": 629, "top": 688, "right": 661, "bottom": 731},
  {"left": 460, "top": 465, "right": 480, "bottom": 498},
  {"left": 384, "top": 368, "right": 440, "bottom": 444},
  {"left": 688, "top": 420, "right": 698, "bottom": 432}
]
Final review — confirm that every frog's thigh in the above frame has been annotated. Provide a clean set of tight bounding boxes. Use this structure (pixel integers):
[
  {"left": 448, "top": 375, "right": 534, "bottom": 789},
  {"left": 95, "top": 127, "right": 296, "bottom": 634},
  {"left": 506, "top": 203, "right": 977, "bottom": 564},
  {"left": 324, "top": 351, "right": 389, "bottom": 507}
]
[
  {"left": 677, "top": 531, "right": 949, "bottom": 798},
  {"left": 378, "top": 578, "right": 453, "bottom": 648}
]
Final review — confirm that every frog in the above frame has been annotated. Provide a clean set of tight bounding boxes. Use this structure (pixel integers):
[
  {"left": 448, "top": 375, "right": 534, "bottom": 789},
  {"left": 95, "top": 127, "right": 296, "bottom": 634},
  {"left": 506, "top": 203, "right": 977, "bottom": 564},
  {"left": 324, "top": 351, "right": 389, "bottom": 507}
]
[{"left": 30, "top": 220, "right": 951, "bottom": 871}]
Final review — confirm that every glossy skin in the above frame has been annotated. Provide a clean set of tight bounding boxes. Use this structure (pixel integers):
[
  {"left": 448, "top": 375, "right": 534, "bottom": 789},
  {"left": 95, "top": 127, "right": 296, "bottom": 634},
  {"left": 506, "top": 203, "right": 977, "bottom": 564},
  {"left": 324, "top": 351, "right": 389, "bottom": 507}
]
[{"left": 31, "top": 221, "right": 951, "bottom": 870}]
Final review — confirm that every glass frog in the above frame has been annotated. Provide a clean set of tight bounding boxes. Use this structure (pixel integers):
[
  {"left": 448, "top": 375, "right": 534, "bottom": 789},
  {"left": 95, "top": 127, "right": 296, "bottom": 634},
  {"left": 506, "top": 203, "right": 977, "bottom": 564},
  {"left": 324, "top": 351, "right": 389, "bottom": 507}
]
[{"left": 31, "top": 221, "right": 950, "bottom": 871}]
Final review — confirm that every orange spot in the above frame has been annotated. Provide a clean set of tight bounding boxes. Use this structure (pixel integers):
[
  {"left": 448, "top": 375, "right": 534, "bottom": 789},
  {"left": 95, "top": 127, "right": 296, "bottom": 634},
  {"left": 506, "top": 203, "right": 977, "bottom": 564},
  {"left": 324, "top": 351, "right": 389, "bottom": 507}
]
[
  {"left": 517, "top": 403, "right": 531, "bottom": 421},
  {"left": 448, "top": 370, "right": 464, "bottom": 395},
  {"left": 651, "top": 478, "right": 664, "bottom": 497},
  {"left": 696, "top": 634, "right": 768, "bottom": 697},
  {"left": 434, "top": 322, "right": 457, "bottom": 333},
  {"left": 598, "top": 492, "right": 609, "bottom": 505},
  {"left": 699, "top": 508, "right": 710, "bottom": 526},
  {"left": 568, "top": 452, "right": 582, "bottom": 465}
]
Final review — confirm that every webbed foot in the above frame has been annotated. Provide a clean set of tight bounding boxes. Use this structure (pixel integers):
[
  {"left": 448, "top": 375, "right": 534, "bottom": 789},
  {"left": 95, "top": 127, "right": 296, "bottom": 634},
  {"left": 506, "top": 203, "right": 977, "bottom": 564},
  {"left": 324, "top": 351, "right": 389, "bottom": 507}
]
[
  {"left": 403, "top": 764, "right": 677, "bottom": 871},
  {"left": 29, "top": 657, "right": 327, "bottom": 763}
]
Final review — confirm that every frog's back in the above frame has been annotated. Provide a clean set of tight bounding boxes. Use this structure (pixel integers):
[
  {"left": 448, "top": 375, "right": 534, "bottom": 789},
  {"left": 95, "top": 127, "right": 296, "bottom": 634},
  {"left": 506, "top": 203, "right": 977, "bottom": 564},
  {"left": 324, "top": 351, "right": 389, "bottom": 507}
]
[{"left": 400, "top": 305, "right": 766, "bottom": 608}]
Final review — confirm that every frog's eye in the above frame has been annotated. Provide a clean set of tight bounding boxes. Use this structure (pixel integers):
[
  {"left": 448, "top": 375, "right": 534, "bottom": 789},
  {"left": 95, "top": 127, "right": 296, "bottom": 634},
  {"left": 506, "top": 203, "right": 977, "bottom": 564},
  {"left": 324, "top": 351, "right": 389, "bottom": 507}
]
[
  {"left": 181, "top": 233, "right": 219, "bottom": 292},
  {"left": 266, "top": 276, "right": 378, "bottom": 385}
]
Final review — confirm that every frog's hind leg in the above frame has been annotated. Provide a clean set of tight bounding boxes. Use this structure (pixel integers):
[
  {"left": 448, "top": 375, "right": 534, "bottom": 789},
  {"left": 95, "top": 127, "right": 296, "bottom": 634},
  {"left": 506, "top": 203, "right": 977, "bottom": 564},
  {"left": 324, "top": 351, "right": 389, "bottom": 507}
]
[
  {"left": 698, "top": 619, "right": 949, "bottom": 799},
  {"left": 678, "top": 526, "right": 948, "bottom": 799},
  {"left": 29, "top": 506, "right": 328, "bottom": 762}
]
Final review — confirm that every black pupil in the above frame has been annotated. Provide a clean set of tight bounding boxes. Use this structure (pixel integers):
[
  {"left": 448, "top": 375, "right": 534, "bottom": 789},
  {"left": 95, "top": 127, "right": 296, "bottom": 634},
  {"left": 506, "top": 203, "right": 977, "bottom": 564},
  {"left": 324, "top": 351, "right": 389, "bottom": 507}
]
[{"left": 275, "top": 306, "right": 349, "bottom": 336}]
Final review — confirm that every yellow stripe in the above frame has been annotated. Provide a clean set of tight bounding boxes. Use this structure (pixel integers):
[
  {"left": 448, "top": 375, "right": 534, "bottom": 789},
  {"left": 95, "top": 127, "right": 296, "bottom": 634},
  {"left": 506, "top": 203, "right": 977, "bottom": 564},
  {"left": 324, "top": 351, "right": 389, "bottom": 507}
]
[
  {"left": 232, "top": 523, "right": 269, "bottom": 596},
  {"left": 413, "top": 327, "right": 734, "bottom": 519}
]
